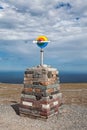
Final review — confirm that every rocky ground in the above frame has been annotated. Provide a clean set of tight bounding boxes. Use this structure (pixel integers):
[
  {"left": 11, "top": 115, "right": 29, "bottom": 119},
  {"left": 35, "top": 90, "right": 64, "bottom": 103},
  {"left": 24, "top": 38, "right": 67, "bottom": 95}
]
[
  {"left": 0, "top": 83, "right": 87, "bottom": 130},
  {"left": 0, "top": 104, "right": 87, "bottom": 130}
]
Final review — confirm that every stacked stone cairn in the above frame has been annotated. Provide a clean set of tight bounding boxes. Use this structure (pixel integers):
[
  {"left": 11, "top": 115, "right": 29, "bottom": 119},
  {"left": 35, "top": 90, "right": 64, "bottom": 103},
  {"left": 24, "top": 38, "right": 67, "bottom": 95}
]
[{"left": 19, "top": 65, "right": 62, "bottom": 119}]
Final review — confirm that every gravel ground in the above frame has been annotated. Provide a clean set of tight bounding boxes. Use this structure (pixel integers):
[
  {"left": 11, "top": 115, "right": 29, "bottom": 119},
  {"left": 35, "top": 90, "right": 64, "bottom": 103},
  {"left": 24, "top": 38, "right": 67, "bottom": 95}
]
[{"left": 0, "top": 104, "right": 87, "bottom": 130}]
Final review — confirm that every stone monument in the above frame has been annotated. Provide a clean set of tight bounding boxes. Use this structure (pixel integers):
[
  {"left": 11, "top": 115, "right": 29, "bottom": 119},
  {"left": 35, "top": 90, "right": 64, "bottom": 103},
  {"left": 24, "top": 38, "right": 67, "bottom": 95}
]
[{"left": 19, "top": 36, "right": 62, "bottom": 119}]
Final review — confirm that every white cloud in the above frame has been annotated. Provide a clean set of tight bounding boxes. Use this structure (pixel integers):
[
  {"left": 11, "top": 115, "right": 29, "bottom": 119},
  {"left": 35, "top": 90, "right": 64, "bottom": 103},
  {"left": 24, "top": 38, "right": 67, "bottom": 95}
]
[
  {"left": 0, "top": 0, "right": 86, "bottom": 40},
  {"left": 0, "top": 0, "right": 87, "bottom": 72}
]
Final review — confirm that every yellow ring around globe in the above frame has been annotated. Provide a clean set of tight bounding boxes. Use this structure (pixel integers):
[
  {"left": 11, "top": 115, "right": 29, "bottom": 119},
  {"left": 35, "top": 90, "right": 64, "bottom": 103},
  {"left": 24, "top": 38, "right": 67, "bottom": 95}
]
[{"left": 36, "top": 35, "right": 48, "bottom": 41}]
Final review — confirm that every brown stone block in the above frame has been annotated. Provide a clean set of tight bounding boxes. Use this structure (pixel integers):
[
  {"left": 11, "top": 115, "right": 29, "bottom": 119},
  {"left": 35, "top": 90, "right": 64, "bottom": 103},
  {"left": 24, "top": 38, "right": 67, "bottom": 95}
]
[
  {"left": 40, "top": 108, "right": 58, "bottom": 117},
  {"left": 23, "top": 87, "right": 33, "bottom": 93},
  {"left": 24, "top": 81, "right": 33, "bottom": 84},
  {"left": 24, "top": 77, "right": 33, "bottom": 81},
  {"left": 46, "top": 88, "right": 54, "bottom": 93},
  {"left": 20, "top": 104, "right": 32, "bottom": 109},
  {"left": 40, "top": 111, "right": 50, "bottom": 117},
  {"left": 39, "top": 81, "right": 49, "bottom": 86},
  {"left": 21, "top": 97, "right": 34, "bottom": 103},
  {"left": 35, "top": 88, "right": 41, "bottom": 93}
]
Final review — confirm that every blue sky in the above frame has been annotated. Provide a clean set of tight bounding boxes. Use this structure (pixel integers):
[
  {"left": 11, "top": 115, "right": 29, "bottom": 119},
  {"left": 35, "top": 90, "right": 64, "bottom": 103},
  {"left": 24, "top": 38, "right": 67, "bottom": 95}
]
[{"left": 0, "top": 0, "right": 87, "bottom": 73}]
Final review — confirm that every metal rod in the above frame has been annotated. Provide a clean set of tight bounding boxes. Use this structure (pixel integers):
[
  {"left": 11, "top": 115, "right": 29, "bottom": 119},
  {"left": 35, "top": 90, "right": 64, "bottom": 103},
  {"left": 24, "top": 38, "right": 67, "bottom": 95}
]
[{"left": 40, "top": 49, "right": 44, "bottom": 66}]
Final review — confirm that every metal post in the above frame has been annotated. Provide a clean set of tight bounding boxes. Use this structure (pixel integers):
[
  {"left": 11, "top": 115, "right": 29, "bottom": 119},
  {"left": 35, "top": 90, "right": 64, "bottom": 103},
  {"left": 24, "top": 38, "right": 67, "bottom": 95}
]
[{"left": 40, "top": 49, "right": 44, "bottom": 66}]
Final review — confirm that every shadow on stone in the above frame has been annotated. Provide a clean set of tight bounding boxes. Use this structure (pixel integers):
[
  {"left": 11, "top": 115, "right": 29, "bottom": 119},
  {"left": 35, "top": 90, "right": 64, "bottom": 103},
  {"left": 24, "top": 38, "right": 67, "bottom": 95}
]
[{"left": 11, "top": 103, "right": 20, "bottom": 115}]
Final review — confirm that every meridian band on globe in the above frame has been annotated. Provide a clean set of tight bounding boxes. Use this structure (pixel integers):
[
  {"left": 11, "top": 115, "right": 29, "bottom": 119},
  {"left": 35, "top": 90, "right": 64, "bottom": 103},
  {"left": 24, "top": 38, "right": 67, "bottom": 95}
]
[
  {"left": 33, "top": 35, "right": 49, "bottom": 66},
  {"left": 33, "top": 41, "right": 50, "bottom": 43}
]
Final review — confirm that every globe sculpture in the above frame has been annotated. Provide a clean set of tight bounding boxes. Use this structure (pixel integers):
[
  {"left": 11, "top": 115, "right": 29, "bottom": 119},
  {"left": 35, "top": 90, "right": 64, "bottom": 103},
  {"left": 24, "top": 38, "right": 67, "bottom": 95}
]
[
  {"left": 33, "top": 35, "right": 50, "bottom": 66},
  {"left": 36, "top": 35, "right": 48, "bottom": 48}
]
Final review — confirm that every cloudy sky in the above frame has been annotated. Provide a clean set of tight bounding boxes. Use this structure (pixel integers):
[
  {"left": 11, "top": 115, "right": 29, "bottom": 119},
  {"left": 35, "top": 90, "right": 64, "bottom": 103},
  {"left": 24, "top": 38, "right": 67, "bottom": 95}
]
[{"left": 0, "top": 0, "right": 87, "bottom": 73}]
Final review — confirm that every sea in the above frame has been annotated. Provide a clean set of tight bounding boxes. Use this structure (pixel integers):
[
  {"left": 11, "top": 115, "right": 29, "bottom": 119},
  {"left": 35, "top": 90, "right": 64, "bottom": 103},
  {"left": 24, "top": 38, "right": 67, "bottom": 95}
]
[{"left": 0, "top": 71, "right": 87, "bottom": 84}]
